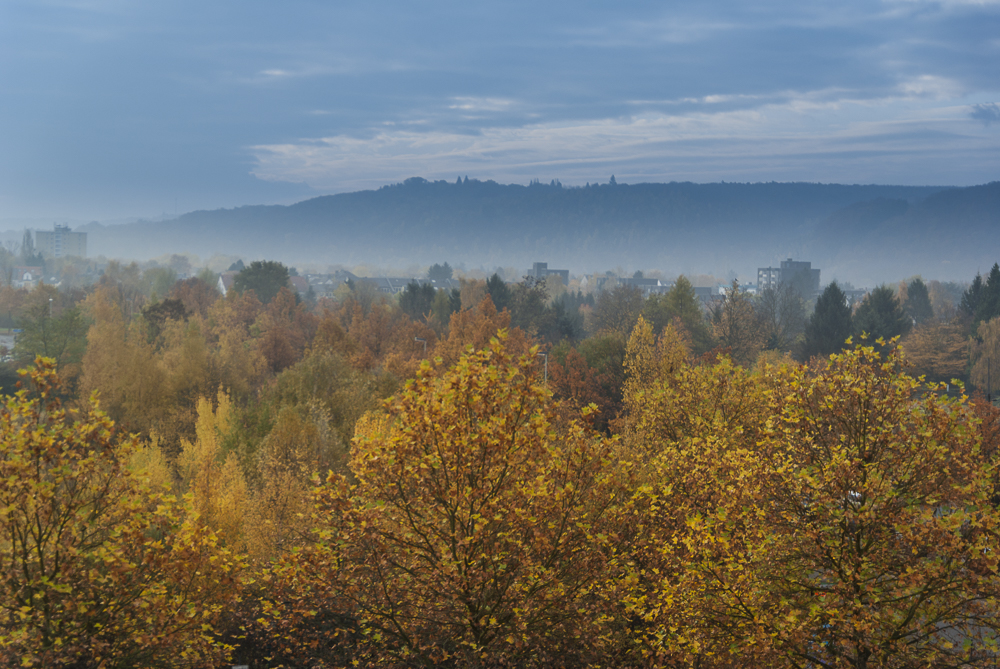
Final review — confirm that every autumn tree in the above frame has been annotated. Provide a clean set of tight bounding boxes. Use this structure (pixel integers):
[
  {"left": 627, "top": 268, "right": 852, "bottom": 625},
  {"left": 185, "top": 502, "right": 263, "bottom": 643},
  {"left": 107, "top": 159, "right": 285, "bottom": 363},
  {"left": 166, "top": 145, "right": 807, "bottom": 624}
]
[
  {"left": 730, "top": 346, "right": 1000, "bottom": 669},
  {"left": 266, "top": 334, "right": 617, "bottom": 667},
  {"left": 618, "top": 342, "right": 1000, "bottom": 668},
  {"left": 713, "top": 280, "right": 767, "bottom": 367},
  {"left": 254, "top": 286, "right": 318, "bottom": 374},
  {"left": 0, "top": 360, "right": 240, "bottom": 667},
  {"left": 902, "top": 319, "right": 969, "bottom": 384},
  {"left": 613, "top": 324, "right": 778, "bottom": 665},
  {"left": 971, "top": 317, "right": 1000, "bottom": 397},
  {"left": 81, "top": 285, "right": 169, "bottom": 435},
  {"left": 168, "top": 275, "right": 220, "bottom": 319}
]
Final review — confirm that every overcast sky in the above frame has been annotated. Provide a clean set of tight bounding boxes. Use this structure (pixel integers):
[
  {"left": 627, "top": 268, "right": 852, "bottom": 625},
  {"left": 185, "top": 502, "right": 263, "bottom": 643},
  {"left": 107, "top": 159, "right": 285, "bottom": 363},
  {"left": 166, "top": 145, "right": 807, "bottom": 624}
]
[{"left": 1, "top": 0, "right": 998, "bottom": 222}]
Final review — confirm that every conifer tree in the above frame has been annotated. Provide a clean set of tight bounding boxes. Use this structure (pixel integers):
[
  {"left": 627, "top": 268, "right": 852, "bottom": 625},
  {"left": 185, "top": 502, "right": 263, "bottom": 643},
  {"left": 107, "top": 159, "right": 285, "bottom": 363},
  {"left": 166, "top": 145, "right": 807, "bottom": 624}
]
[
  {"left": 804, "top": 281, "right": 853, "bottom": 359},
  {"left": 904, "top": 277, "right": 934, "bottom": 325},
  {"left": 960, "top": 272, "right": 984, "bottom": 320},
  {"left": 975, "top": 263, "right": 1000, "bottom": 327},
  {"left": 853, "top": 284, "right": 911, "bottom": 346}
]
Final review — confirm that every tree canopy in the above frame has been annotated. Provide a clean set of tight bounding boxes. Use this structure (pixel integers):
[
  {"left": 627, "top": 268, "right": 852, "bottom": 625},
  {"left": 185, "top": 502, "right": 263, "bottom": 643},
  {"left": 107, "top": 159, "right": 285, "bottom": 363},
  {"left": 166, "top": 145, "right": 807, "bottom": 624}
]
[{"left": 233, "top": 260, "right": 291, "bottom": 304}]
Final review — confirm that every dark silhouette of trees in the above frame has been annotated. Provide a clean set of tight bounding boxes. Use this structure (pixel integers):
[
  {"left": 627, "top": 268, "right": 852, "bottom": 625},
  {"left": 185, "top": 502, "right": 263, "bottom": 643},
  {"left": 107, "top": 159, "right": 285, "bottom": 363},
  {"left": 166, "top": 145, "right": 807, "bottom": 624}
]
[
  {"left": 399, "top": 281, "right": 435, "bottom": 322},
  {"left": 485, "top": 273, "right": 511, "bottom": 312},
  {"left": 804, "top": 281, "right": 853, "bottom": 359},
  {"left": 853, "top": 284, "right": 911, "bottom": 345},
  {"left": 427, "top": 262, "right": 453, "bottom": 281},
  {"left": 904, "top": 277, "right": 934, "bottom": 325},
  {"left": 960, "top": 272, "right": 984, "bottom": 321},
  {"left": 233, "top": 260, "right": 290, "bottom": 304}
]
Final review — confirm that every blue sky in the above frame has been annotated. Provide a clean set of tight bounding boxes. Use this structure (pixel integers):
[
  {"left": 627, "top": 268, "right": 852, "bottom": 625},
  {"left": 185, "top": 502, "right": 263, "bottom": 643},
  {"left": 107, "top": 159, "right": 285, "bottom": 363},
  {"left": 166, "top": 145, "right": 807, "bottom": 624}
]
[{"left": 1, "top": 0, "right": 997, "bottom": 222}]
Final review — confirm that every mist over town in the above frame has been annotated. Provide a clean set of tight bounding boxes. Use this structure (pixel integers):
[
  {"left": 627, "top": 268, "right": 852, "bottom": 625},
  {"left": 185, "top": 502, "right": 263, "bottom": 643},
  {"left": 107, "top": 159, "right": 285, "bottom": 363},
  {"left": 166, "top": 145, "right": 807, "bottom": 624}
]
[{"left": 2, "top": 1, "right": 1000, "bottom": 668}]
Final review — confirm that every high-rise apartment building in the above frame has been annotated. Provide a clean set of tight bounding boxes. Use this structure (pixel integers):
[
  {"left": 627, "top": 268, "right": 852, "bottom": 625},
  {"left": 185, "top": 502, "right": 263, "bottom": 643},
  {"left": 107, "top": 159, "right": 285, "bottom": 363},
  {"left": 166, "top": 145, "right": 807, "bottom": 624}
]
[{"left": 35, "top": 224, "right": 87, "bottom": 259}]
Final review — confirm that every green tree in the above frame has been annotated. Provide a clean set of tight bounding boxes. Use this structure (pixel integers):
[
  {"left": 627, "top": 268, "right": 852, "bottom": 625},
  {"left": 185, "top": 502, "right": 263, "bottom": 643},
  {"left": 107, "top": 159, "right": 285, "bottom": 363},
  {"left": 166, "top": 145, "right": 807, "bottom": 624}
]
[
  {"left": 960, "top": 272, "right": 984, "bottom": 321},
  {"left": 642, "top": 275, "right": 713, "bottom": 354},
  {"left": 853, "top": 284, "right": 911, "bottom": 345},
  {"left": 13, "top": 285, "right": 87, "bottom": 374},
  {"left": 427, "top": 262, "right": 453, "bottom": 281},
  {"left": 233, "top": 260, "right": 290, "bottom": 304},
  {"left": 804, "top": 281, "right": 853, "bottom": 359},
  {"left": 904, "top": 277, "right": 934, "bottom": 325},
  {"left": 398, "top": 280, "right": 435, "bottom": 321},
  {"left": 976, "top": 263, "right": 1000, "bottom": 328},
  {"left": 485, "top": 273, "right": 511, "bottom": 312}
]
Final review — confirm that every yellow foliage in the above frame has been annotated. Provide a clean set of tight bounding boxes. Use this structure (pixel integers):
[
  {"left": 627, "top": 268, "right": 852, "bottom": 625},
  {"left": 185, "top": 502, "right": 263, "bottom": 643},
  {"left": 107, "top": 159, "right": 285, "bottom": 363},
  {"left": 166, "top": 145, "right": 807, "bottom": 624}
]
[{"left": 178, "top": 389, "right": 248, "bottom": 550}]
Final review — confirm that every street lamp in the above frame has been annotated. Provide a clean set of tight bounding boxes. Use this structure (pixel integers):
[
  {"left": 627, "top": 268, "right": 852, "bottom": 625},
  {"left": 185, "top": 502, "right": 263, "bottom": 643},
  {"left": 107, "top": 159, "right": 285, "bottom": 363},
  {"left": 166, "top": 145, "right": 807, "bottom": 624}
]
[
  {"left": 414, "top": 337, "right": 427, "bottom": 355},
  {"left": 537, "top": 352, "right": 547, "bottom": 384}
]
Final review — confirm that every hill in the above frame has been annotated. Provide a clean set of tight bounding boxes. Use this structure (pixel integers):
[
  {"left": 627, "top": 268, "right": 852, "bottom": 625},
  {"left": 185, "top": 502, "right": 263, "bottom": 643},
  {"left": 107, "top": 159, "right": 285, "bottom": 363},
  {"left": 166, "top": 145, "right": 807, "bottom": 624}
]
[{"left": 84, "top": 178, "right": 1000, "bottom": 285}]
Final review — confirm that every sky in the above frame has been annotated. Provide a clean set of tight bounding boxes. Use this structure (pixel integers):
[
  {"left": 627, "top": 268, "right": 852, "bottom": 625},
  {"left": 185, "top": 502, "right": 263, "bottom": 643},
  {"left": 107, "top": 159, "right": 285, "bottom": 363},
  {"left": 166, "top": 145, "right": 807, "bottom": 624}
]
[{"left": 1, "top": 0, "right": 998, "bottom": 223}]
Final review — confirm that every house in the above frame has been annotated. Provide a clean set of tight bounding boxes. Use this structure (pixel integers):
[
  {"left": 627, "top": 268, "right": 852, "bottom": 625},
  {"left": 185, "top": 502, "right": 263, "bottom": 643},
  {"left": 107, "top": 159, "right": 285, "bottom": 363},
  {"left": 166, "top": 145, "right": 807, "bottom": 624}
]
[
  {"left": 12, "top": 266, "right": 44, "bottom": 289},
  {"left": 217, "top": 271, "right": 237, "bottom": 296}
]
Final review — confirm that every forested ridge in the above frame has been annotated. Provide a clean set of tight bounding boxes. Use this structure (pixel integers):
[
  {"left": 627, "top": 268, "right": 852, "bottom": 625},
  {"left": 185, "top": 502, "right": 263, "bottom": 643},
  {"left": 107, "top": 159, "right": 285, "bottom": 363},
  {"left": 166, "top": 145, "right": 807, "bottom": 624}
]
[
  {"left": 81, "top": 179, "right": 1000, "bottom": 285},
  {"left": 1, "top": 260, "right": 1000, "bottom": 668}
]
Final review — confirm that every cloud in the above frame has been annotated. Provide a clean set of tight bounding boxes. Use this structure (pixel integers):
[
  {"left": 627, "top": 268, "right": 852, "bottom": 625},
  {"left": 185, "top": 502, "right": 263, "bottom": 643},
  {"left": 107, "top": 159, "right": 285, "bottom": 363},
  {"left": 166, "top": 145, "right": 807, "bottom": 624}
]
[
  {"left": 448, "top": 97, "right": 517, "bottom": 112},
  {"left": 970, "top": 102, "right": 1000, "bottom": 124},
  {"left": 897, "top": 75, "right": 966, "bottom": 99},
  {"left": 250, "top": 92, "right": 998, "bottom": 192}
]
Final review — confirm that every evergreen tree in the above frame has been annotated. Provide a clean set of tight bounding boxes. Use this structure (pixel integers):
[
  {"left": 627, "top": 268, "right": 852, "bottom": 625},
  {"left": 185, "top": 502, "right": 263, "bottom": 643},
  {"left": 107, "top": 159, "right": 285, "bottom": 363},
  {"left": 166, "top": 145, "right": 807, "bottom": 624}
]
[
  {"left": 853, "top": 284, "right": 911, "bottom": 345},
  {"left": 904, "top": 277, "right": 934, "bottom": 325},
  {"left": 960, "top": 273, "right": 983, "bottom": 320},
  {"left": 399, "top": 281, "right": 435, "bottom": 321},
  {"left": 975, "top": 263, "right": 1000, "bottom": 326},
  {"left": 427, "top": 262, "right": 453, "bottom": 282},
  {"left": 485, "top": 273, "right": 512, "bottom": 312},
  {"left": 642, "top": 275, "right": 713, "bottom": 354},
  {"left": 804, "top": 282, "right": 853, "bottom": 359}
]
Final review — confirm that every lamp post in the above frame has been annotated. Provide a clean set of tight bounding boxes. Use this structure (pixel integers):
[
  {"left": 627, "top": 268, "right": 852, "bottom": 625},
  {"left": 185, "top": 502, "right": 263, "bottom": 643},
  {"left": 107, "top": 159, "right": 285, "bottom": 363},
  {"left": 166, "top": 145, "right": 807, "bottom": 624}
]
[
  {"left": 537, "top": 352, "right": 547, "bottom": 384},
  {"left": 414, "top": 337, "right": 427, "bottom": 356}
]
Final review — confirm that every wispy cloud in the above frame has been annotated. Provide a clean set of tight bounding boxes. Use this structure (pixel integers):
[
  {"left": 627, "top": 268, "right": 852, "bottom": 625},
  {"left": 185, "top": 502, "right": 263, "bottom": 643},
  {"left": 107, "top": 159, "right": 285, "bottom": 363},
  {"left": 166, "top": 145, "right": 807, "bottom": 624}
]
[{"left": 250, "top": 91, "right": 998, "bottom": 192}]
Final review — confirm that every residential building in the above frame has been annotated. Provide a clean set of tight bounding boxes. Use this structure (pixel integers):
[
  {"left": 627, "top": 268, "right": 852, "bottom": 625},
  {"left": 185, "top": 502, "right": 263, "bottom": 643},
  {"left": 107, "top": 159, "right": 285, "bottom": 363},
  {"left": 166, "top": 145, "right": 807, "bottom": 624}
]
[
  {"left": 527, "top": 262, "right": 569, "bottom": 285},
  {"left": 757, "top": 258, "right": 820, "bottom": 297},
  {"left": 35, "top": 224, "right": 87, "bottom": 259}
]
